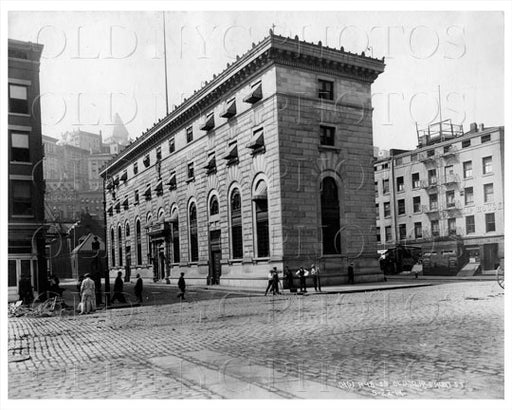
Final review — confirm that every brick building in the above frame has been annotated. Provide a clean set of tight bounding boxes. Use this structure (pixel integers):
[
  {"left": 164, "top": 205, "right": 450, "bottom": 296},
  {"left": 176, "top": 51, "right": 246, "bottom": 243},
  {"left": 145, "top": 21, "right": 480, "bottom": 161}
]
[
  {"left": 375, "top": 120, "right": 504, "bottom": 273},
  {"left": 8, "top": 39, "right": 47, "bottom": 301},
  {"left": 101, "top": 32, "right": 385, "bottom": 286}
]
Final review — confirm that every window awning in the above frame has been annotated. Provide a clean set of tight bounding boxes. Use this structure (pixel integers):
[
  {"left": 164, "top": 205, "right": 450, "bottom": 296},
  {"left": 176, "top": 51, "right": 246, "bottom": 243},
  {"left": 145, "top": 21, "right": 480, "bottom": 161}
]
[
  {"left": 169, "top": 208, "right": 179, "bottom": 223},
  {"left": 120, "top": 171, "right": 128, "bottom": 182},
  {"left": 155, "top": 180, "right": 163, "bottom": 191},
  {"left": 243, "top": 83, "right": 262, "bottom": 104},
  {"left": 106, "top": 180, "right": 113, "bottom": 190},
  {"left": 167, "top": 174, "right": 177, "bottom": 190},
  {"left": 204, "top": 157, "right": 217, "bottom": 173},
  {"left": 114, "top": 202, "right": 121, "bottom": 212},
  {"left": 200, "top": 114, "right": 215, "bottom": 131},
  {"left": 143, "top": 155, "right": 150, "bottom": 166},
  {"left": 247, "top": 129, "right": 265, "bottom": 150},
  {"left": 220, "top": 99, "right": 236, "bottom": 118},
  {"left": 122, "top": 198, "right": 129, "bottom": 209},
  {"left": 143, "top": 186, "right": 151, "bottom": 199},
  {"left": 107, "top": 206, "right": 113, "bottom": 215},
  {"left": 113, "top": 176, "right": 119, "bottom": 186},
  {"left": 252, "top": 183, "right": 268, "bottom": 201},
  {"left": 224, "top": 145, "right": 238, "bottom": 165}
]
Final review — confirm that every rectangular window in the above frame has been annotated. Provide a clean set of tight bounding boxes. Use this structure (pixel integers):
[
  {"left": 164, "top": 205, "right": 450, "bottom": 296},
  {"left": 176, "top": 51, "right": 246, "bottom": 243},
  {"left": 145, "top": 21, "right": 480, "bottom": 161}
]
[
  {"left": 464, "top": 187, "right": 474, "bottom": 205},
  {"left": 463, "top": 161, "right": 472, "bottom": 178},
  {"left": 133, "top": 162, "right": 138, "bottom": 175},
  {"left": 10, "top": 131, "right": 30, "bottom": 162},
  {"left": 462, "top": 139, "right": 471, "bottom": 148},
  {"left": 9, "top": 84, "right": 28, "bottom": 114},
  {"left": 169, "top": 137, "right": 175, "bottom": 153},
  {"left": 413, "top": 196, "right": 421, "bottom": 213},
  {"left": 444, "top": 145, "right": 452, "bottom": 153},
  {"left": 444, "top": 165, "right": 454, "bottom": 176},
  {"left": 382, "top": 163, "right": 389, "bottom": 169},
  {"left": 376, "top": 231, "right": 381, "bottom": 243},
  {"left": 384, "top": 202, "right": 391, "bottom": 218},
  {"left": 318, "top": 79, "right": 334, "bottom": 100},
  {"left": 399, "top": 224, "right": 407, "bottom": 240},
  {"left": 397, "top": 199, "right": 405, "bottom": 215},
  {"left": 484, "top": 183, "right": 494, "bottom": 203},
  {"left": 427, "top": 149, "right": 435, "bottom": 157},
  {"left": 395, "top": 157, "right": 403, "bottom": 166},
  {"left": 396, "top": 176, "right": 404, "bottom": 192},
  {"left": 466, "top": 215, "right": 475, "bottom": 234},
  {"left": 446, "top": 190, "right": 455, "bottom": 207},
  {"left": 481, "top": 135, "right": 491, "bottom": 144},
  {"left": 429, "top": 194, "right": 438, "bottom": 210},
  {"left": 431, "top": 220, "right": 439, "bottom": 236},
  {"left": 414, "top": 222, "right": 423, "bottom": 239},
  {"left": 382, "top": 179, "right": 389, "bottom": 194},
  {"left": 376, "top": 203, "right": 380, "bottom": 219},
  {"left": 187, "top": 162, "right": 195, "bottom": 180},
  {"left": 186, "top": 126, "right": 193, "bottom": 143},
  {"left": 485, "top": 213, "right": 496, "bottom": 232},
  {"left": 375, "top": 181, "right": 379, "bottom": 196},
  {"left": 134, "top": 190, "right": 139, "bottom": 204},
  {"left": 412, "top": 173, "right": 420, "bottom": 189},
  {"left": 319, "top": 125, "right": 335, "bottom": 146},
  {"left": 482, "top": 156, "right": 492, "bottom": 174},
  {"left": 385, "top": 226, "right": 392, "bottom": 242},
  {"left": 448, "top": 218, "right": 457, "bottom": 235},
  {"left": 428, "top": 169, "right": 437, "bottom": 185},
  {"left": 12, "top": 180, "right": 32, "bottom": 215},
  {"left": 156, "top": 146, "right": 162, "bottom": 161}
]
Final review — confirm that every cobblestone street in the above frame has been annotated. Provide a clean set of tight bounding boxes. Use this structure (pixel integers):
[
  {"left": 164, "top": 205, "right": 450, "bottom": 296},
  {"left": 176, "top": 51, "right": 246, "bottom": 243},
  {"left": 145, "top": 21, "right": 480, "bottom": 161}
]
[{"left": 8, "top": 281, "right": 504, "bottom": 399}]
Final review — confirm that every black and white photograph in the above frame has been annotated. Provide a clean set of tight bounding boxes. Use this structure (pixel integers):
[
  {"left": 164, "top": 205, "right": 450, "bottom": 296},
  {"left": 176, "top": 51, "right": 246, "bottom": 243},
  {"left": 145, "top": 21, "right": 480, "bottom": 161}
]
[{"left": 2, "top": 1, "right": 510, "bottom": 405}]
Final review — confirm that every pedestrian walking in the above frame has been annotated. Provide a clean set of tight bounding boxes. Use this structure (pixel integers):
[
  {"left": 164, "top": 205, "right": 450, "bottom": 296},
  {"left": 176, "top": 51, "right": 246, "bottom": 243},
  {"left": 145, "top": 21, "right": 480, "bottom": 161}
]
[
  {"left": 177, "top": 272, "right": 186, "bottom": 300},
  {"left": 347, "top": 262, "right": 355, "bottom": 284},
  {"left": 80, "top": 273, "right": 96, "bottom": 314},
  {"left": 110, "top": 271, "right": 127, "bottom": 304},
  {"left": 134, "top": 274, "right": 143, "bottom": 304},
  {"left": 296, "top": 266, "right": 308, "bottom": 293},
  {"left": 310, "top": 264, "right": 322, "bottom": 292},
  {"left": 264, "top": 269, "right": 274, "bottom": 295},
  {"left": 271, "top": 267, "right": 281, "bottom": 295}
]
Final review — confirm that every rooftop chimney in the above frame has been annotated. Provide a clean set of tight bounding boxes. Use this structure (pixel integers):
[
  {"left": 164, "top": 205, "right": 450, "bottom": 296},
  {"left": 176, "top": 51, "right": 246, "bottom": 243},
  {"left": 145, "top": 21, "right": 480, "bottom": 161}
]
[
  {"left": 470, "top": 122, "right": 477, "bottom": 132},
  {"left": 479, "top": 123, "right": 485, "bottom": 131}
]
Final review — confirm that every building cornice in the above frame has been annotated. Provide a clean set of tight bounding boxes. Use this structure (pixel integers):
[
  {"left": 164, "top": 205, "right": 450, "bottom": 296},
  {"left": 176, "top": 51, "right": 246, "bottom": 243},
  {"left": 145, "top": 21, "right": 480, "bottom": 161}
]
[{"left": 101, "top": 32, "right": 385, "bottom": 177}]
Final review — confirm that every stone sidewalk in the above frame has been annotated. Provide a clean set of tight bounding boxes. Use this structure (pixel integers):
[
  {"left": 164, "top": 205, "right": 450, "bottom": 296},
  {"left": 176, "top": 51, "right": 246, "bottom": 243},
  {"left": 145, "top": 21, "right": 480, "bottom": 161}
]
[{"left": 8, "top": 281, "right": 504, "bottom": 399}]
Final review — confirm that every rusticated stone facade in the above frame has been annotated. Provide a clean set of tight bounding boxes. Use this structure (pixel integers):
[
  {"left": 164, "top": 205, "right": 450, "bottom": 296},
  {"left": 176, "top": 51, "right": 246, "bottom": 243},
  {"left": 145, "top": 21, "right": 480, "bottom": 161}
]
[{"left": 101, "top": 32, "right": 385, "bottom": 286}]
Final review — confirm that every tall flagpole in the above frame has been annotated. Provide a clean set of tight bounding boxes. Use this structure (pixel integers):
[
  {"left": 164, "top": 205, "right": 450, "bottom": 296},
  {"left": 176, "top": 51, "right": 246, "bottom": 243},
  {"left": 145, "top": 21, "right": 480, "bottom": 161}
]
[
  {"left": 163, "top": 11, "right": 169, "bottom": 115},
  {"left": 438, "top": 84, "right": 442, "bottom": 124}
]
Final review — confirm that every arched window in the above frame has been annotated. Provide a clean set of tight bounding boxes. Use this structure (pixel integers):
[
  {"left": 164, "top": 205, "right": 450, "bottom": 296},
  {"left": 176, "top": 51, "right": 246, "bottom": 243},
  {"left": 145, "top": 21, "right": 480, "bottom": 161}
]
[
  {"left": 110, "top": 227, "right": 115, "bottom": 267},
  {"left": 170, "top": 207, "right": 180, "bottom": 263},
  {"left": 117, "top": 225, "right": 123, "bottom": 265},
  {"left": 209, "top": 195, "right": 219, "bottom": 217},
  {"left": 135, "top": 219, "right": 142, "bottom": 265},
  {"left": 252, "top": 180, "right": 269, "bottom": 257},
  {"left": 321, "top": 177, "right": 341, "bottom": 254},
  {"left": 189, "top": 202, "right": 198, "bottom": 262},
  {"left": 125, "top": 222, "right": 130, "bottom": 237},
  {"left": 230, "top": 188, "right": 243, "bottom": 259},
  {"left": 146, "top": 214, "right": 152, "bottom": 264}
]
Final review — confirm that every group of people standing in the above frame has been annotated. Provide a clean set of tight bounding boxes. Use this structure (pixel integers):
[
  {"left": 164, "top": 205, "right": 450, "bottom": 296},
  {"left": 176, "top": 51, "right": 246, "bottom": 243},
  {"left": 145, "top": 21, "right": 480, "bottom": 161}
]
[
  {"left": 266, "top": 264, "right": 323, "bottom": 295},
  {"left": 266, "top": 262, "right": 356, "bottom": 295}
]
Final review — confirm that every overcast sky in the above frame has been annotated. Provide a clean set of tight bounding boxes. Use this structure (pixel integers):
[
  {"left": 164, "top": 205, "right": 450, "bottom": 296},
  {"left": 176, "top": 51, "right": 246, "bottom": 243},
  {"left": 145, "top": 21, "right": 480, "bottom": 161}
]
[{"left": 8, "top": 10, "right": 504, "bottom": 150}]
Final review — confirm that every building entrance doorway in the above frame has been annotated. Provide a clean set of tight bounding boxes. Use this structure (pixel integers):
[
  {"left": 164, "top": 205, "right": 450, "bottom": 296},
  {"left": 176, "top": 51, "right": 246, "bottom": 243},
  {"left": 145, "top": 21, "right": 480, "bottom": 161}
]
[
  {"left": 209, "top": 230, "right": 221, "bottom": 285},
  {"left": 483, "top": 243, "right": 498, "bottom": 270}
]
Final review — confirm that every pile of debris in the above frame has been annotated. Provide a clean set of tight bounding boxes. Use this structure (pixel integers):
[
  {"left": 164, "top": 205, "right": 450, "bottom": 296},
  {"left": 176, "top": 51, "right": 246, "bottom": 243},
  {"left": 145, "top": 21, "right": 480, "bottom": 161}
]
[{"left": 8, "top": 297, "right": 72, "bottom": 318}]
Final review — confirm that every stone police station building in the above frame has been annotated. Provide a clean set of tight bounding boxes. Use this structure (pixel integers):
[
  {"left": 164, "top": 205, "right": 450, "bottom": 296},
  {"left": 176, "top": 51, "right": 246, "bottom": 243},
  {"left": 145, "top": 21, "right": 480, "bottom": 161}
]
[{"left": 100, "top": 32, "right": 385, "bottom": 286}]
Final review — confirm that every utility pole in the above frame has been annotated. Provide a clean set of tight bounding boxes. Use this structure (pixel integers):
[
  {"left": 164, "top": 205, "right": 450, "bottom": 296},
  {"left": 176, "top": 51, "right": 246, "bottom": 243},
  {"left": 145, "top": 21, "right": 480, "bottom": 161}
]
[{"left": 163, "top": 11, "right": 169, "bottom": 115}]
